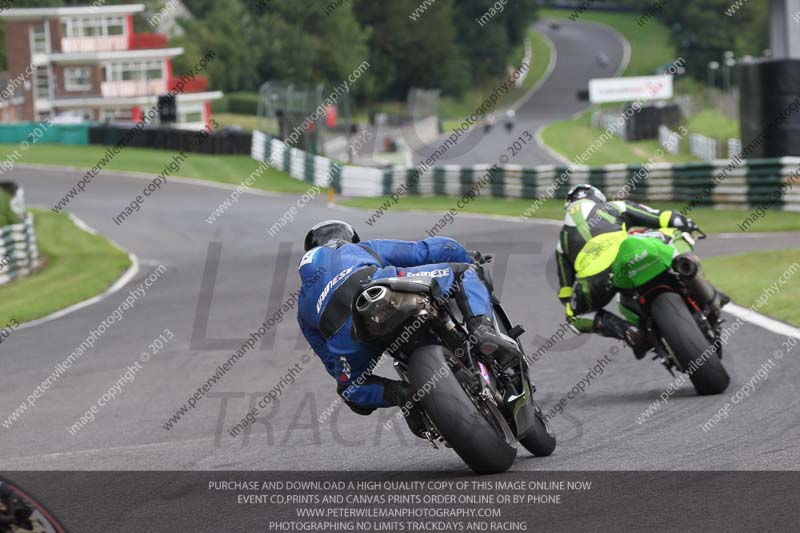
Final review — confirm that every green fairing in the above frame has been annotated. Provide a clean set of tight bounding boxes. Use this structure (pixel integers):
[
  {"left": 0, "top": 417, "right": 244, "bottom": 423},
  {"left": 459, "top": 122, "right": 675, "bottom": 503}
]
[{"left": 611, "top": 236, "right": 675, "bottom": 290}]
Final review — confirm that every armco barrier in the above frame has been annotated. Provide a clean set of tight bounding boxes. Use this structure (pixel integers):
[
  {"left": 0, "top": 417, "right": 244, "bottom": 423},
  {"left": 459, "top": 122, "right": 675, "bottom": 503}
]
[
  {"left": 0, "top": 186, "right": 40, "bottom": 287},
  {"left": 251, "top": 130, "right": 800, "bottom": 211}
]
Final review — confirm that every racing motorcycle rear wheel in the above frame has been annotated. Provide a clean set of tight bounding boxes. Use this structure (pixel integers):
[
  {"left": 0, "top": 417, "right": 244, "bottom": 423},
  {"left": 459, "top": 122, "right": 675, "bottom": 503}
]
[{"left": 651, "top": 292, "right": 730, "bottom": 395}]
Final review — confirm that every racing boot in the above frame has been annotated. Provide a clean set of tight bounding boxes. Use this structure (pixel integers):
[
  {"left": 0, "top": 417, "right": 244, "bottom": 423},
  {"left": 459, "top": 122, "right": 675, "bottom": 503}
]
[
  {"left": 384, "top": 381, "right": 428, "bottom": 438},
  {"left": 594, "top": 310, "right": 651, "bottom": 359},
  {"left": 467, "top": 315, "right": 521, "bottom": 369},
  {"left": 673, "top": 253, "right": 730, "bottom": 323}
]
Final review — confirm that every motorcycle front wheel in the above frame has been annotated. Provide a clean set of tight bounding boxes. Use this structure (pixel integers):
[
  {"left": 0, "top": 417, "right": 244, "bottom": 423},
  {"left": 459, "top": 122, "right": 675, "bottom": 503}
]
[{"left": 518, "top": 397, "right": 556, "bottom": 457}]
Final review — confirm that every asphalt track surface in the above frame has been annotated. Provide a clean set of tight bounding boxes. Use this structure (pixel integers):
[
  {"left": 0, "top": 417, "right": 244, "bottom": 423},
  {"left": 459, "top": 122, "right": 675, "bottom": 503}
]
[
  {"left": 412, "top": 18, "right": 628, "bottom": 167},
  {"left": 1, "top": 165, "right": 798, "bottom": 474}
]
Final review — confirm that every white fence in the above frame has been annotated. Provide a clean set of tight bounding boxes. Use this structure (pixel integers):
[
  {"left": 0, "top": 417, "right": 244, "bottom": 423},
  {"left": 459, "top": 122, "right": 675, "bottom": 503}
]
[
  {"left": 687, "top": 132, "right": 743, "bottom": 161},
  {"left": 689, "top": 133, "right": 719, "bottom": 161},
  {"left": 658, "top": 125, "right": 682, "bottom": 155}
]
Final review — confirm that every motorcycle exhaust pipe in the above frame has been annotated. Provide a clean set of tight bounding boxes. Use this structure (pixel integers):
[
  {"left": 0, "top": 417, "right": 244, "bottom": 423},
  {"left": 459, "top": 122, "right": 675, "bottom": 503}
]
[
  {"left": 673, "top": 253, "right": 699, "bottom": 277},
  {"left": 673, "top": 253, "right": 715, "bottom": 305}
]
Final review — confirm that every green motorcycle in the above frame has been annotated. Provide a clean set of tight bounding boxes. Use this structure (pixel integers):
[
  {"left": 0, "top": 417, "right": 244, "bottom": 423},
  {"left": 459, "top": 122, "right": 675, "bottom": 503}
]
[{"left": 607, "top": 227, "right": 730, "bottom": 395}]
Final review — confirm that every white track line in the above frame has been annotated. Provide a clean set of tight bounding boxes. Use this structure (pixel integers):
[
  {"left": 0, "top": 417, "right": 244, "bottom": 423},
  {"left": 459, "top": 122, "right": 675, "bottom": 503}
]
[
  {"left": 17, "top": 163, "right": 283, "bottom": 199},
  {"left": 511, "top": 29, "right": 558, "bottom": 113},
  {"left": 725, "top": 303, "right": 800, "bottom": 339},
  {"left": 16, "top": 213, "right": 140, "bottom": 330}
]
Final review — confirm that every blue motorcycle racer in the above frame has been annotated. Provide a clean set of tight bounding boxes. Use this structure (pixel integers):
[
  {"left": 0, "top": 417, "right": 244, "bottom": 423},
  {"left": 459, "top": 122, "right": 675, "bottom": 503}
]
[{"left": 297, "top": 220, "right": 520, "bottom": 435}]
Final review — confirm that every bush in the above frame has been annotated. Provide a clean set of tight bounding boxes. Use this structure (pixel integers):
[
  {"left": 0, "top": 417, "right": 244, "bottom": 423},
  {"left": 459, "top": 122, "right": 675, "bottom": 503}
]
[
  {"left": 211, "top": 92, "right": 261, "bottom": 115},
  {"left": 0, "top": 190, "right": 17, "bottom": 227}
]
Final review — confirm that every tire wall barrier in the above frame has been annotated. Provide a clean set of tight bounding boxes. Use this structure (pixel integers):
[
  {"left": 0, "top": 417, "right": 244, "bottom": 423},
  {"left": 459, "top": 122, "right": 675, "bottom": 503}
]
[
  {"left": 0, "top": 185, "right": 40, "bottom": 287},
  {"left": 251, "top": 130, "right": 800, "bottom": 211},
  {"left": 89, "top": 125, "right": 252, "bottom": 155},
  {"left": 0, "top": 123, "right": 252, "bottom": 154}
]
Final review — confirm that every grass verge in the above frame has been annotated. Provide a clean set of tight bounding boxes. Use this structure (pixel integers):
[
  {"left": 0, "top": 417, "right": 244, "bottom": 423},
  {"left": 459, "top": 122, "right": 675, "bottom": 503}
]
[
  {"left": 685, "top": 110, "right": 740, "bottom": 142},
  {"left": 341, "top": 196, "right": 800, "bottom": 234},
  {"left": 0, "top": 209, "right": 132, "bottom": 325},
  {"left": 540, "top": 110, "right": 698, "bottom": 165},
  {"left": 214, "top": 113, "right": 278, "bottom": 133},
  {"left": 704, "top": 250, "right": 800, "bottom": 326},
  {"left": 0, "top": 143, "right": 311, "bottom": 194}
]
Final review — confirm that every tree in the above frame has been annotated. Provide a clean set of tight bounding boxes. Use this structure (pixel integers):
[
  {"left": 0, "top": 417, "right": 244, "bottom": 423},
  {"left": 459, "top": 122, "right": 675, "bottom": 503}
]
[
  {"left": 626, "top": 0, "right": 768, "bottom": 80},
  {"left": 355, "top": 0, "right": 468, "bottom": 99},
  {"left": 452, "top": 0, "right": 538, "bottom": 81},
  {"left": 171, "top": 0, "right": 368, "bottom": 95}
]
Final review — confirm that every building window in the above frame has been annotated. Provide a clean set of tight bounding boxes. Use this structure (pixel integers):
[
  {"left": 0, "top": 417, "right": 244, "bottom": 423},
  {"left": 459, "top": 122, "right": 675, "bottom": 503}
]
[
  {"left": 99, "top": 108, "right": 157, "bottom": 124},
  {"left": 34, "top": 67, "right": 50, "bottom": 100},
  {"left": 177, "top": 103, "right": 205, "bottom": 124},
  {"left": 100, "top": 108, "right": 132, "bottom": 121},
  {"left": 181, "top": 111, "right": 204, "bottom": 123},
  {"left": 61, "top": 16, "right": 126, "bottom": 38},
  {"left": 64, "top": 67, "right": 92, "bottom": 91},
  {"left": 107, "top": 17, "right": 125, "bottom": 35},
  {"left": 104, "top": 60, "right": 164, "bottom": 82},
  {"left": 30, "top": 24, "right": 50, "bottom": 55}
]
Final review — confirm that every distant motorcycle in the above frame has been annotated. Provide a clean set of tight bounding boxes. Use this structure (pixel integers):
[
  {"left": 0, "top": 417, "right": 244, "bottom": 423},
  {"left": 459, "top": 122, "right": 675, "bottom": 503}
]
[
  {"left": 484, "top": 113, "right": 496, "bottom": 133},
  {"left": 596, "top": 52, "right": 609, "bottom": 69},
  {"left": 504, "top": 109, "right": 516, "bottom": 132},
  {"left": 352, "top": 254, "right": 555, "bottom": 474}
]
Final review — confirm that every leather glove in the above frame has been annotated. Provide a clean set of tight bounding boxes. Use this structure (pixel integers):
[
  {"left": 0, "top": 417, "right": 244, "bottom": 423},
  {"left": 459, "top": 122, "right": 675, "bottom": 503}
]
[{"left": 467, "top": 250, "right": 485, "bottom": 265}]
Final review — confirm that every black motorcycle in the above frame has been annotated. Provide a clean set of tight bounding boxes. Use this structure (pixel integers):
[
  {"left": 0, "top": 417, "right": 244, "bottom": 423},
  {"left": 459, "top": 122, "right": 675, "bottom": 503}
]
[{"left": 352, "top": 256, "right": 555, "bottom": 474}]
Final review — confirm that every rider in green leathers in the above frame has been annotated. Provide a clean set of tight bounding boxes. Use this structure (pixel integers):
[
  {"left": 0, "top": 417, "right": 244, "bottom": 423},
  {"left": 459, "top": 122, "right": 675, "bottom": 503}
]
[{"left": 555, "top": 184, "right": 730, "bottom": 358}]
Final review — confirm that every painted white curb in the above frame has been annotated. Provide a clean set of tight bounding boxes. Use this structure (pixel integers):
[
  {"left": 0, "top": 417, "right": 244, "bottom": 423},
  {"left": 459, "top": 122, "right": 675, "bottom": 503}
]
[
  {"left": 16, "top": 213, "right": 141, "bottom": 330},
  {"left": 511, "top": 29, "right": 558, "bottom": 113},
  {"left": 725, "top": 303, "right": 800, "bottom": 340}
]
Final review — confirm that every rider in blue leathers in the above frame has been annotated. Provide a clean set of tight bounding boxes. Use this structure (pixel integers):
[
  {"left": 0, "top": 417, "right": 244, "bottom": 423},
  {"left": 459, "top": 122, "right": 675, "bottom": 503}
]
[{"left": 297, "top": 220, "right": 518, "bottom": 432}]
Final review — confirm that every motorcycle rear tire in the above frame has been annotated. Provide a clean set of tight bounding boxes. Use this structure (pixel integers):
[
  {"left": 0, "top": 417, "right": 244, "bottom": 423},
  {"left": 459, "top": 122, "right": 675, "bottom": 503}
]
[
  {"left": 407, "top": 344, "right": 517, "bottom": 474},
  {"left": 651, "top": 292, "right": 730, "bottom": 395}
]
